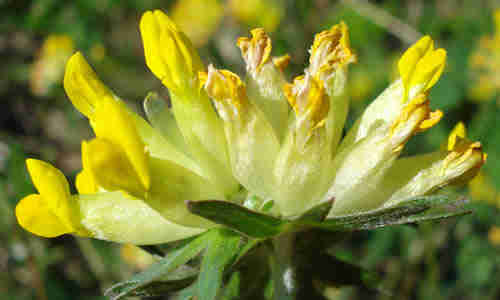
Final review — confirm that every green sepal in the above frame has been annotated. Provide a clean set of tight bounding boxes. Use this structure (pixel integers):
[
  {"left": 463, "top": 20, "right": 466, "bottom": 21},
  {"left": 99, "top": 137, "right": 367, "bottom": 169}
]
[
  {"left": 294, "top": 198, "right": 335, "bottom": 222},
  {"left": 314, "top": 194, "right": 469, "bottom": 231},
  {"left": 197, "top": 228, "right": 242, "bottom": 300},
  {"left": 375, "top": 197, "right": 471, "bottom": 228},
  {"left": 143, "top": 91, "right": 189, "bottom": 153},
  {"left": 187, "top": 200, "right": 291, "bottom": 238},
  {"left": 104, "top": 232, "right": 210, "bottom": 300}
]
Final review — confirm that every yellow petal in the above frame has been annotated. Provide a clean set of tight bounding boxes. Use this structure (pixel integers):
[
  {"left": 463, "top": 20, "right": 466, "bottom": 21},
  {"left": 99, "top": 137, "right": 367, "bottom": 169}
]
[
  {"left": 76, "top": 169, "right": 97, "bottom": 194},
  {"left": 398, "top": 36, "right": 434, "bottom": 90},
  {"left": 90, "top": 99, "right": 150, "bottom": 192},
  {"left": 16, "top": 194, "right": 72, "bottom": 238},
  {"left": 409, "top": 48, "right": 447, "bottom": 92},
  {"left": 447, "top": 122, "right": 466, "bottom": 151},
  {"left": 140, "top": 11, "right": 168, "bottom": 84},
  {"left": 82, "top": 138, "right": 147, "bottom": 198},
  {"left": 25, "top": 159, "right": 75, "bottom": 230},
  {"left": 64, "top": 52, "right": 114, "bottom": 118},
  {"left": 140, "top": 10, "right": 203, "bottom": 93}
]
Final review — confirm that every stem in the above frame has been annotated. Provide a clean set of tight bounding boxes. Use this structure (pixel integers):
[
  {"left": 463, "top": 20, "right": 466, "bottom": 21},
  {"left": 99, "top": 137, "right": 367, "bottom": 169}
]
[
  {"left": 271, "top": 233, "right": 297, "bottom": 299},
  {"left": 340, "top": 0, "right": 423, "bottom": 46},
  {"left": 270, "top": 232, "right": 327, "bottom": 300}
]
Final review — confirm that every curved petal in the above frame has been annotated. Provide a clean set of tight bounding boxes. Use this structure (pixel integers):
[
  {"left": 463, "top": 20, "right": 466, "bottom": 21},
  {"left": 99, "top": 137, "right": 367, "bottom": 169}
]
[
  {"left": 16, "top": 194, "right": 72, "bottom": 238},
  {"left": 90, "top": 98, "right": 150, "bottom": 192},
  {"left": 26, "top": 159, "right": 77, "bottom": 230},
  {"left": 64, "top": 52, "right": 114, "bottom": 118},
  {"left": 82, "top": 138, "right": 146, "bottom": 197}
]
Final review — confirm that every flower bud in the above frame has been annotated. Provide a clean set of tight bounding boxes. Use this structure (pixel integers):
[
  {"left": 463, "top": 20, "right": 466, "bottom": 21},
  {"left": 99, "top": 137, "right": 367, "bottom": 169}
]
[{"left": 140, "top": 10, "right": 204, "bottom": 94}]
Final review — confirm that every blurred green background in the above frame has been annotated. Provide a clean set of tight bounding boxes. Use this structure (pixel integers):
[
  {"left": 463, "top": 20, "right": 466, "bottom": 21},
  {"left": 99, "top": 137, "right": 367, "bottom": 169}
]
[{"left": 1, "top": 0, "right": 500, "bottom": 299}]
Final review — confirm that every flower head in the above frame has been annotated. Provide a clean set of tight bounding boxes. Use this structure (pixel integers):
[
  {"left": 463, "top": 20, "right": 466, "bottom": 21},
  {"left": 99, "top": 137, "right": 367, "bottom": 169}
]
[{"left": 17, "top": 11, "right": 484, "bottom": 245}]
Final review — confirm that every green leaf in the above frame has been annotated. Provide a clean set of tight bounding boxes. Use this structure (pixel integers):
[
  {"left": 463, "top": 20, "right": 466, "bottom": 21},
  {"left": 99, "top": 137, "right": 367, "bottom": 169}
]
[
  {"left": 187, "top": 200, "right": 290, "bottom": 238},
  {"left": 126, "top": 277, "right": 196, "bottom": 298},
  {"left": 197, "top": 229, "right": 242, "bottom": 300},
  {"left": 104, "top": 232, "right": 210, "bottom": 300}
]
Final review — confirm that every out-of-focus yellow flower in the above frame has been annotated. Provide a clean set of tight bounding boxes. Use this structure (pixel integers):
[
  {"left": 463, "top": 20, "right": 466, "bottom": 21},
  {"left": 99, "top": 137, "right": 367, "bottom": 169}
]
[
  {"left": 468, "top": 9, "right": 500, "bottom": 102},
  {"left": 30, "top": 34, "right": 74, "bottom": 96},
  {"left": 90, "top": 43, "right": 106, "bottom": 62},
  {"left": 16, "top": 10, "right": 485, "bottom": 245},
  {"left": 488, "top": 226, "right": 500, "bottom": 246},
  {"left": 469, "top": 171, "right": 498, "bottom": 205},
  {"left": 229, "top": 0, "right": 284, "bottom": 32},
  {"left": 171, "top": 0, "right": 223, "bottom": 46}
]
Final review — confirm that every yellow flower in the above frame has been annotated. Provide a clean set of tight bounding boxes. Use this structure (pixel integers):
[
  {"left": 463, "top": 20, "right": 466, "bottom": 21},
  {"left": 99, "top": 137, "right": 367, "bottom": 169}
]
[
  {"left": 16, "top": 159, "right": 83, "bottom": 238},
  {"left": 30, "top": 34, "right": 75, "bottom": 96},
  {"left": 488, "top": 226, "right": 500, "bottom": 246},
  {"left": 16, "top": 10, "right": 485, "bottom": 244},
  {"left": 468, "top": 171, "right": 498, "bottom": 205},
  {"left": 171, "top": 0, "right": 223, "bottom": 46},
  {"left": 229, "top": 0, "right": 284, "bottom": 32},
  {"left": 468, "top": 9, "right": 500, "bottom": 102}
]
